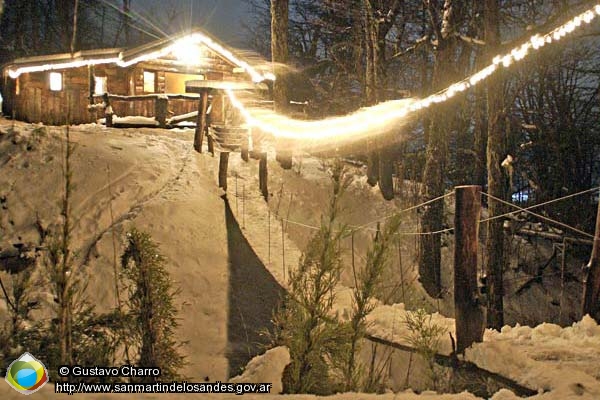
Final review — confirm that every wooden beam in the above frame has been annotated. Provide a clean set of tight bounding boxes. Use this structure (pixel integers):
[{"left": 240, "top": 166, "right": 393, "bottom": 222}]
[{"left": 454, "top": 185, "right": 484, "bottom": 353}]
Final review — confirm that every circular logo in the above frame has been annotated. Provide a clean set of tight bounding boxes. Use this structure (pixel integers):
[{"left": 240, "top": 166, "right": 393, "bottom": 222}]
[{"left": 5, "top": 352, "right": 49, "bottom": 395}]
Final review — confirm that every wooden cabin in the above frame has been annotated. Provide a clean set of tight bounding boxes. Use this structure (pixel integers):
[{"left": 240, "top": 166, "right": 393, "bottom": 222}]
[{"left": 0, "top": 30, "right": 272, "bottom": 126}]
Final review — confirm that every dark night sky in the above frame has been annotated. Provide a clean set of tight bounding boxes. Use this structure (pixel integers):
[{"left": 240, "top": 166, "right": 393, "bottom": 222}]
[{"left": 133, "top": 0, "right": 255, "bottom": 45}]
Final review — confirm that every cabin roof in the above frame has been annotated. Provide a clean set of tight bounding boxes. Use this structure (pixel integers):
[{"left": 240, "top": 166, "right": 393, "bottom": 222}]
[
  {"left": 4, "top": 29, "right": 273, "bottom": 83},
  {"left": 9, "top": 48, "right": 123, "bottom": 67}
]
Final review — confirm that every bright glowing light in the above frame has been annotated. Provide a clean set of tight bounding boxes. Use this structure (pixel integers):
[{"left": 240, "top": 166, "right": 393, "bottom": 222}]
[
  {"left": 227, "top": 87, "right": 414, "bottom": 147},
  {"left": 49, "top": 72, "right": 62, "bottom": 91},
  {"left": 94, "top": 76, "right": 107, "bottom": 95},
  {"left": 227, "top": 3, "right": 600, "bottom": 145},
  {"left": 171, "top": 37, "right": 203, "bottom": 65}
]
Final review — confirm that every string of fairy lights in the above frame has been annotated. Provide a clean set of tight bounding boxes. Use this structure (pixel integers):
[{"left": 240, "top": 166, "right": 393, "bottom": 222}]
[
  {"left": 7, "top": 32, "right": 274, "bottom": 83},
  {"left": 5, "top": 3, "right": 600, "bottom": 145},
  {"left": 226, "top": 3, "right": 600, "bottom": 145}
]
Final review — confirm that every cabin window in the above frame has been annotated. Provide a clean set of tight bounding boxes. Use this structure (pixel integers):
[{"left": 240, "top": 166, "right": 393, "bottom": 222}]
[
  {"left": 143, "top": 71, "right": 156, "bottom": 93},
  {"left": 49, "top": 72, "right": 63, "bottom": 91},
  {"left": 94, "top": 76, "right": 108, "bottom": 95},
  {"left": 164, "top": 72, "right": 204, "bottom": 93},
  {"left": 15, "top": 77, "right": 20, "bottom": 95}
]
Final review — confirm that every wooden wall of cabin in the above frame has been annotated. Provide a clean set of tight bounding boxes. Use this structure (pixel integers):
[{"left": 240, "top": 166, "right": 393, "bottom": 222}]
[
  {"left": 7, "top": 56, "right": 254, "bottom": 125},
  {"left": 12, "top": 68, "right": 96, "bottom": 125}
]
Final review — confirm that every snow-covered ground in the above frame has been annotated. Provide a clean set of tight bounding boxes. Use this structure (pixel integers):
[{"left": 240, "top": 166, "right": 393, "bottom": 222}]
[
  {"left": 1, "top": 119, "right": 599, "bottom": 399},
  {"left": 222, "top": 143, "right": 600, "bottom": 399}
]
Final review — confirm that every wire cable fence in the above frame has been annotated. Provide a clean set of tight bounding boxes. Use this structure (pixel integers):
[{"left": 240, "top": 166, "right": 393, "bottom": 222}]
[{"left": 229, "top": 164, "right": 598, "bottom": 324}]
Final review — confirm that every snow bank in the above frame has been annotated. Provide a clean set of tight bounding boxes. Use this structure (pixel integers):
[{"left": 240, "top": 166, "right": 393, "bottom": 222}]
[
  {"left": 466, "top": 315, "right": 600, "bottom": 398},
  {"left": 97, "top": 115, "right": 160, "bottom": 126},
  {"left": 229, "top": 346, "right": 290, "bottom": 394}
]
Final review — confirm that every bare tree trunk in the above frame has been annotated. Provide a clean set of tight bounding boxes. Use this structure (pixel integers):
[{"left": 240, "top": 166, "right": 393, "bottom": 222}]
[
  {"left": 473, "top": 1, "right": 487, "bottom": 187},
  {"left": 484, "top": 0, "right": 506, "bottom": 330},
  {"left": 582, "top": 201, "right": 600, "bottom": 320},
  {"left": 271, "top": 0, "right": 288, "bottom": 112},
  {"left": 363, "top": 0, "right": 377, "bottom": 105},
  {"left": 419, "top": 0, "right": 458, "bottom": 298},
  {"left": 271, "top": 0, "right": 292, "bottom": 169},
  {"left": 123, "top": 0, "right": 131, "bottom": 46},
  {"left": 70, "top": 0, "right": 79, "bottom": 55}
]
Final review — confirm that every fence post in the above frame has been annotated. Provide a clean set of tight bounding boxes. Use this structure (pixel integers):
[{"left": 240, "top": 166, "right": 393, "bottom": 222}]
[
  {"left": 218, "top": 152, "right": 229, "bottom": 192},
  {"left": 207, "top": 131, "right": 215, "bottom": 155},
  {"left": 582, "top": 199, "right": 600, "bottom": 320},
  {"left": 276, "top": 138, "right": 292, "bottom": 169},
  {"left": 454, "top": 185, "right": 484, "bottom": 353},
  {"left": 241, "top": 129, "right": 250, "bottom": 162},
  {"left": 103, "top": 93, "right": 113, "bottom": 127},
  {"left": 194, "top": 89, "right": 208, "bottom": 152},
  {"left": 155, "top": 96, "right": 168, "bottom": 128},
  {"left": 379, "top": 148, "right": 394, "bottom": 201},
  {"left": 259, "top": 152, "right": 268, "bottom": 200}
]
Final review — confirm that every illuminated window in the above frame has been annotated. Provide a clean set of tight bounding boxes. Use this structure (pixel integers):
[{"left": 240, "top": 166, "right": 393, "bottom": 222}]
[
  {"left": 15, "top": 77, "right": 20, "bottom": 95},
  {"left": 143, "top": 71, "right": 155, "bottom": 93},
  {"left": 49, "top": 72, "right": 62, "bottom": 91},
  {"left": 94, "top": 76, "right": 107, "bottom": 95}
]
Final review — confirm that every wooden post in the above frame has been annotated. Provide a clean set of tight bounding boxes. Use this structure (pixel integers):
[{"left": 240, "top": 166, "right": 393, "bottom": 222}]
[
  {"left": 276, "top": 140, "right": 293, "bottom": 169},
  {"left": 155, "top": 97, "right": 168, "bottom": 128},
  {"left": 241, "top": 132, "right": 249, "bottom": 162},
  {"left": 218, "top": 152, "right": 229, "bottom": 191},
  {"left": 454, "top": 185, "right": 484, "bottom": 353},
  {"left": 194, "top": 89, "right": 208, "bottom": 153},
  {"left": 103, "top": 93, "right": 113, "bottom": 128},
  {"left": 582, "top": 199, "right": 600, "bottom": 320},
  {"left": 88, "top": 65, "right": 95, "bottom": 105},
  {"left": 367, "top": 151, "right": 379, "bottom": 187},
  {"left": 379, "top": 149, "right": 394, "bottom": 201},
  {"left": 207, "top": 132, "right": 215, "bottom": 155},
  {"left": 259, "top": 152, "right": 268, "bottom": 200}
]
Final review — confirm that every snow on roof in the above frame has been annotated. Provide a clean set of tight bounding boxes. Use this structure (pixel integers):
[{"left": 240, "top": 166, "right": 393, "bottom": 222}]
[{"left": 4, "top": 29, "right": 274, "bottom": 83}]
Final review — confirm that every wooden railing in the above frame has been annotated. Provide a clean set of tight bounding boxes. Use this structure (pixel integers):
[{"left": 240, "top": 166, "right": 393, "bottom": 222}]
[{"left": 92, "top": 93, "right": 200, "bottom": 128}]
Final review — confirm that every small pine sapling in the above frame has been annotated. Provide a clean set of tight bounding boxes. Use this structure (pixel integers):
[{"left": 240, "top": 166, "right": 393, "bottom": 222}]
[
  {"left": 274, "top": 161, "right": 352, "bottom": 394},
  {"left": 344, "top": 215, "right": 402, "bottom": 392},
  {"left": 120, "top": 229, "right": 186, "bottom": 383},
  {"left": 403, "top": 309, "right": 448, "bottom": 391}
]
